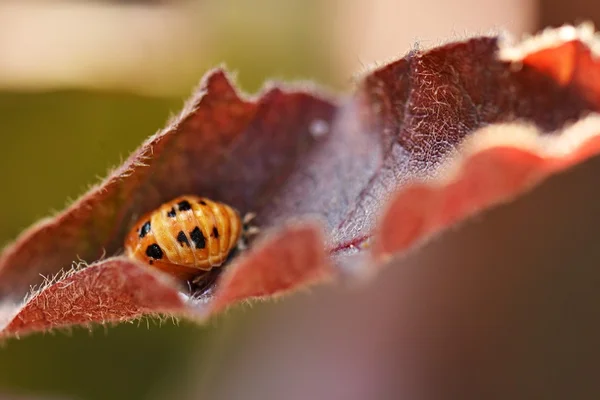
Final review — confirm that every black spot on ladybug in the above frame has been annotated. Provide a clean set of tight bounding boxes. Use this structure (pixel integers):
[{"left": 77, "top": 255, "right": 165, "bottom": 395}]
[
  {"left": 190, "top": 227, "right": 206, "bottom": 249},
  {"left": 199, "top": 200, "right": 207, "bottom": 206},
  {"left": 139, "top": 221, "right": 151, "bottom": 238},
  {"left": 167, "top": 207, "right": 176, "bottom": 218},
  {"left": 212, "top": 226, "right": 219, "bottom": 238},
  {"left": 146, "top": 244, "right": 164, "bottom": 260},
  {"left": 178, "top": 200, "right": 192, "bottom": 211},
  {"left": 177, "top": 231, "right": 189, "bottom": 246}
]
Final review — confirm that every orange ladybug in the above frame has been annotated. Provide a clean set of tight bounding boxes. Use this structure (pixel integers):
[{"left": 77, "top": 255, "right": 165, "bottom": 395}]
[{"left": 125, "top": 195, "right": 255, "bottom": 282}]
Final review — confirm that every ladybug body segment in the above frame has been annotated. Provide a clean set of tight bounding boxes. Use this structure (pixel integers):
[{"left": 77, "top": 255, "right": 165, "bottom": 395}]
[{"left": 125, "top": 195, "right": 242, "bottom": 281}]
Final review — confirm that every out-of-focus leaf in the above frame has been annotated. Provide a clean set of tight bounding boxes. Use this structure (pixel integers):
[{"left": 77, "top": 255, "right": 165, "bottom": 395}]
[{"left": 189, "top": 153, "right": 600, "bottom": 400}]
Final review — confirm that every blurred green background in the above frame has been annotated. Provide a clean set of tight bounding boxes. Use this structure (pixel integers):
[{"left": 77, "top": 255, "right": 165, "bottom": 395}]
[
  {"left": 0, "top": 0, "right": 595, "bottom": 398},
  {"left": 0, "top": 320, "right": 204, "bottom": 400},
  {"left": 0, "top": 91, "right": 195, "bottom": 399}
]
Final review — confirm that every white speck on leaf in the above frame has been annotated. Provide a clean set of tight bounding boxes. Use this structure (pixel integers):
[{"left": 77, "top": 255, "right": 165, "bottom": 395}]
[{"left": 309, "top": 119, "right": 329, "bottom": 138}]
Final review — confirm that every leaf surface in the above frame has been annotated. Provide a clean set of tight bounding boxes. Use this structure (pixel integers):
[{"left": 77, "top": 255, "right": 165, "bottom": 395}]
[{"left": 2, "top": 25, "right": 600, "bottom": 338}]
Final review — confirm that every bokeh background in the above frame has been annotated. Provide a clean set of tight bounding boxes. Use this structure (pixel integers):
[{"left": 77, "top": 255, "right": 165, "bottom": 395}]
[{"left": 0, "top": 1, "right": 596, "bottom": 399}]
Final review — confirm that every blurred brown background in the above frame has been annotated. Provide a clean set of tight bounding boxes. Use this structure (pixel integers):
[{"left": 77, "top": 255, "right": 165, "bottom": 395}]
[{"left": 0, "top": 1, "right": 596, "bottom": 399}]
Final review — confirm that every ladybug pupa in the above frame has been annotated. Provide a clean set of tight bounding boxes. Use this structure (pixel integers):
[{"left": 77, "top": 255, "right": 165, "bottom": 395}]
[{"left": 124, "top": 195, "right": 257, "bottom": 285}]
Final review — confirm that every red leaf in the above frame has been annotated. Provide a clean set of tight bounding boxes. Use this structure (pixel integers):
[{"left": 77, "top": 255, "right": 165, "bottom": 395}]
[
  {"left": 0, "top": 69, "right": 338, "bottom": 337},
  {"left": 1, "top": 222, "right": 331, "bottom": 338},
  {"left": 1, "top": 260, "right": 186, "bottom": 338},
  {"left": 209, "top": 223, "right": 333, "bottom": 315},
  {"left": 500, "top": 24, "right": 600, "bottom": 106},
  {"left": 332, "top": 26, "right": 600, "bottom": 251},
  {"left": 0, "top": 70, "right": 337, "bottom": 301},
  {"left": 373, "top": 116, "right": 600, "bottom": 260},
  {"left": 3, "top": 25, "right": 600, "bottom": 338}
]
